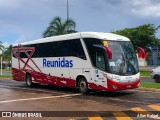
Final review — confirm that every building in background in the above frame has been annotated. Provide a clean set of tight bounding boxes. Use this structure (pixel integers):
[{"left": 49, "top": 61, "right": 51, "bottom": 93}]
[{"left": 147, "top": 45, "right": 160, "bottom": 65}]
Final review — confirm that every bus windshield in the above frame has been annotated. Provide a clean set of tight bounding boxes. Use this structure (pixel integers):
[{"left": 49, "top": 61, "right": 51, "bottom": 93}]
[{"left": 105, "top": 41, "right": 139, "bottom": 75}]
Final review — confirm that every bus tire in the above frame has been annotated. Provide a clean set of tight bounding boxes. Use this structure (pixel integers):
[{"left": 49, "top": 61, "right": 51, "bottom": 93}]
[
  {"left": 26, "top": 74, "right": 33, "bottom": 87},
  {"left": 78, "top": 77, "right": 88, "bottom": 94}
]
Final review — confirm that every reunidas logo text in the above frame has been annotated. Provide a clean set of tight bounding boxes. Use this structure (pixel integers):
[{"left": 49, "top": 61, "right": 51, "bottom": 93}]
[{"left": 43, "top": 58, "right": 73, "bottom": 68}]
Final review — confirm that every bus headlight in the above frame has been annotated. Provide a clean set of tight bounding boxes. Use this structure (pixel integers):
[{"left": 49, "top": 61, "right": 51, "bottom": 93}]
[
  {"left": 112, "top": 75, "right": 120, "bottom": 82},
  {"left": 112, "top": 79, "right": 120, "bottom": 82}
]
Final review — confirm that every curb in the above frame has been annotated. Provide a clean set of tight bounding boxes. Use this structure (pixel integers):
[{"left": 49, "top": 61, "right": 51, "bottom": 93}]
[{"left": 136, "top": 87, "right": 160, "bottom": 92}]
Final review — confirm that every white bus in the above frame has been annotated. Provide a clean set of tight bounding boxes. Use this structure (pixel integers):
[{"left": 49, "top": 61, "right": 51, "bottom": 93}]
[{"left": 12, "top": 32, "right": 140, "bottom": 94}]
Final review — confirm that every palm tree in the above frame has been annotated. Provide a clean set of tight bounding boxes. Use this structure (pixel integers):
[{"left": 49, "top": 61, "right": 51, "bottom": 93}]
[
  {"left": 43, "top": 16, "right": 77, "bottom": 38},
  {"left": 2, "top": 45, "right": 11, "bottom": 69},
  {"left": 3, "top": 45, "right": 11, "bottom": 61},
  {"left": 0, "top": 41, "right": 4, "bottom": 52}
]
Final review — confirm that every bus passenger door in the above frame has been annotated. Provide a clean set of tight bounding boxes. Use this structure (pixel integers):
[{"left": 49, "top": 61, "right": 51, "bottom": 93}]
[
  {"left": 94, "top": 69, "right": 106, "bottom": 87},
  {"left": 94, "top": 49, "right": 107, "bottom": 88},
  {"left": 82, "top": 68, "right": 91, "bottom": 82}
]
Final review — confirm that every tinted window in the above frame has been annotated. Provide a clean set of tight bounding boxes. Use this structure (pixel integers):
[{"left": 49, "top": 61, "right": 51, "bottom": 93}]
[
  {"left": 14, "top": 39, "right": 86, "bottom": 59},
  {"left": 53, "top": 41, "right": 68, "bottom": 57},
  {"left": 20, "top": 44, "right": 39, "bottom": 58},
  {"left": 38, "top": 42, "right": 53, "bottom": 57},
  {"left": 20, "top": 52, "right": 28, "bottom": 58},
  {"left": 68, "top": 39, "right": 86, "bottom": 59}
]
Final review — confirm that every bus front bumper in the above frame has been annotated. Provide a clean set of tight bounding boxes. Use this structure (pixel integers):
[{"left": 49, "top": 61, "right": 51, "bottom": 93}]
[{"left": 107, "top": 78, "right": 140, "bottom": 91}]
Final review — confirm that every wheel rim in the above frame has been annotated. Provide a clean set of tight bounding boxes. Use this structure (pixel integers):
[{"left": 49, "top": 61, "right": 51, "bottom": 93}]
[{"left": 80, "top": 81, "right": 87, "bottom": 91}]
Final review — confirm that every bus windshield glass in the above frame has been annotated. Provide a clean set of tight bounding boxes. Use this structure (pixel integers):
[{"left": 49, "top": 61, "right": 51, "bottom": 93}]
[{"left": 104, "top": 41, "right": 139, "bottom": 75}]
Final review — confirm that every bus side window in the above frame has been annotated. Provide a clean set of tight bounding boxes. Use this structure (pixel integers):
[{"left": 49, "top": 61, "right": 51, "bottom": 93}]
[
  {"left": 27, "top": 44, "right": 40, "bottom": 58},
  {"left": 38, "top": 43, "right": 53, "bottom": 57},
  {"left": 68, "top": 39, "right": 86, "bottom": 60},
  {"left": 58, "top": 41, "right": 68, "bottom": 56},
  {"left": 20, "top": 52, "right": 27, "bottom": 58},
  {"left": 53, "top": 41, "right": 68, "bottom": 57}
]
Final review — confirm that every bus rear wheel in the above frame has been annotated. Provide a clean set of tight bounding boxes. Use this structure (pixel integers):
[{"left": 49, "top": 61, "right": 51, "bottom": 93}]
[
  {"left": 26, "top": 74, "right": 33, "bottom": 87},
  {"left": 78, "top": 77, "right": 88, "bottom": 94}
]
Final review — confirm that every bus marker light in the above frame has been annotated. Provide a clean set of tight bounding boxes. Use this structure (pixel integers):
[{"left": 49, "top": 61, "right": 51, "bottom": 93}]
[{"left": 103, "top": 74, "right": 107, "bottom": 78}]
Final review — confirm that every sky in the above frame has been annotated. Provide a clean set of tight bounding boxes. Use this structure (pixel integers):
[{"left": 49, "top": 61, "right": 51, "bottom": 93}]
[{"left": 0, "top": 0, "right": 160, "bottom": 47}]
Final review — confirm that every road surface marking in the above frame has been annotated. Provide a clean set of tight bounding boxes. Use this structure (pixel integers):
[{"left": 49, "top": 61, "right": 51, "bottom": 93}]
[
  {"left": 113, "top": 112, "right": 133, "bottom": 120},
  {"left": 0, "top": 93, "right": 81, "bottom": 104},
  {"left": 148, "top": 104, "right": 160, "bottom": 111},
  {"left": 131, "top": 107, "right": 150, "bottom": 114},
  {"left": 88, "top": 115, "right": 103, "bottom": 120}
]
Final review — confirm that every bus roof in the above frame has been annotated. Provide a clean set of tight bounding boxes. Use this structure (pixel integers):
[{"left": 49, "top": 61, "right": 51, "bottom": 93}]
[{"left": 13, "top": 32, "right": 130, "bottom": 46}]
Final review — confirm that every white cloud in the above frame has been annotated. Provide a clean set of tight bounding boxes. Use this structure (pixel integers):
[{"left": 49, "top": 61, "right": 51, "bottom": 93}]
[
  {"left": 0, "top": 0, "right": 68, "bottom": 44},
  {"left": 2, "top": 42, "right": 10, "bottom": 48},
  {"left": 0, "top": 0, "right": 20, "bottom": 9},
  {"left": 123, "top": 0, "right": 160, "bottom": 18},
  {"left": 0, "top": 0, "right": 159, "bottom": 46}
]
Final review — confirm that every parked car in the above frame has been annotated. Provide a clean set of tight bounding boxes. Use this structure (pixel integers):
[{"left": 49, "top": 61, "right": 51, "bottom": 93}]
[{"left": 151, "top": 66, "right": 160, "bottom": 83}]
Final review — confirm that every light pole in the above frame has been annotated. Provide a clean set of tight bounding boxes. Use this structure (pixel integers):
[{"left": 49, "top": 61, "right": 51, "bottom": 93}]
[
  {"left": 0, "top": 49, "right": 3, "bottom": 75},
  {"left": 67, "top": 0, "right": 69, "bottom": 20},
  {"left": 0, "top": 55, "right": 2, "bottom": 75}
]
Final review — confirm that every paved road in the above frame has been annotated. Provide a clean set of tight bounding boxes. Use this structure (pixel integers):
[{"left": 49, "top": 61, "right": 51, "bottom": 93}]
[
  {"left": 0, "top": 80, "right": 160, "bottom": 120},
  {"left": 140, "top": 77, "right": 155, "bottom": 83}
]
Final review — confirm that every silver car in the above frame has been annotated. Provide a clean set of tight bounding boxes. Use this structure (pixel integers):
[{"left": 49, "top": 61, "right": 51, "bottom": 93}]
[{"left": 151, "top": 66, "right": 160, "bottom": 83}]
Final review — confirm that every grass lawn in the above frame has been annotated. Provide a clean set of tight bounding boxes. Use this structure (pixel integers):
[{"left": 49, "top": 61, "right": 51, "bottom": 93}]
[
  {"left": 0, "top": 75, "right": 12, "bottom": 79},
  {"left": 140, "top": 71, "right": 150, "bottom": 77},
  {"left": 140, "top": 82, "right": 160, "bottom": 89},
  {"left": 2, "top": 69, "right": 11, "bottom": 72}
]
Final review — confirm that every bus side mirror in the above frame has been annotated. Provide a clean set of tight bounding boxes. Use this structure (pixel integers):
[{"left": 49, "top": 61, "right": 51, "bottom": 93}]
[{"left": 104, "top": 46, "right": 112, "bottom": 59}]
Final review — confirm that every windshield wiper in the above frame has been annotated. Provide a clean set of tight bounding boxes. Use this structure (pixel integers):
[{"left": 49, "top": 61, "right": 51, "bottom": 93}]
[{"left": 126, "top": 57, "right": 137, "bottom": 74}]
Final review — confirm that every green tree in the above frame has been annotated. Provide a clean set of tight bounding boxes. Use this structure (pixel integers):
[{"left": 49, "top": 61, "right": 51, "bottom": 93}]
[
  {"left": 43, "top": 16, "right": 77, "bottom": 38},
  {"left": 113, "top": 24, "right": 160, "bottom": 51},
  {"left": 3, "top": 45, "right": 12, "bottom": 62},
  {"left": 2, "top": 45, "right": 12, "bottom": 68}
]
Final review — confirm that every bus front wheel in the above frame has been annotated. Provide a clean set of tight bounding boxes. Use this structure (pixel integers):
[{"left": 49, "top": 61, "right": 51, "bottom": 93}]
[
  {"left": 78, "top": 77, "right": 88, "bottom": 94},
  {"left": 26, "top": 74, "right": 32, "bottom": 87}
]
